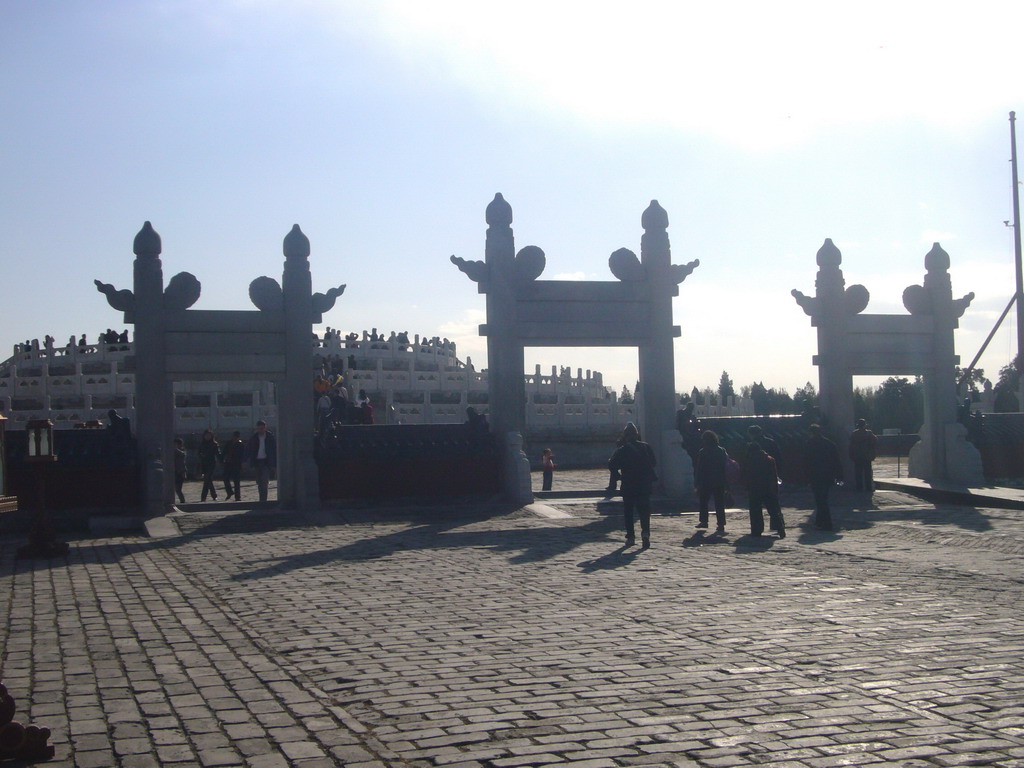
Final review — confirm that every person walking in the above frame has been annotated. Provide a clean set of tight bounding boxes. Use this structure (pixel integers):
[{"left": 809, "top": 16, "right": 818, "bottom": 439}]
[
  {"left": 608, "top": 423, "right": 657, "bottom": 549},
  {"left": 541, "top": 448, "right": 556, "bottom": 491},
  {"left": 745, "top": 441, "right": 785, "bottom": 538},
  {"left": 173, "top": 437, "right": 187, "bottom": 504},
  {"left": 848, "top": 418, "right": 877, "bottom": 492},
  {"left": 198, "top": 429, "right": 219, "bottom": 502},
  {"left": 246, "top": 420, "right": 277, "bottom": 502},
  {"left": 221, "top": 430, "right": 244, "bottom": 500},
  {"left": 747, "top": 424, "right": 780, "bottom": 466},
  {"left": 696, "top": 430, "right": 730, "bottom": 533},
  {"left": 805, "top": 424, "right": 842, "bottom": 530}
]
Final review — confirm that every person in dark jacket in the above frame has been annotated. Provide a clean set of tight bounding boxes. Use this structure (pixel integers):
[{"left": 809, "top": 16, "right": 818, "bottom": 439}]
[
  {"left": 221, "top": 430, "right": 245, "bottom": 500},
  {"left": 608, "top": 423, "right": 657, "bottom": 549},
  {"left": 805, "top": 424, "right": 843, "bottom": 530},
  {"left": 696, "top": 430, "right": 730, "bottom": 533},
  {"left": 745, "top": 442, "right": 785, "bottom": 538},
  {"left": 747, "top": 424, "right": 780, "bottom": 467},
  {"left": 197, "top": 429, "right": 219, "bottom": 502},
  {"left": 848, "top": 418, "right": 877, "bottom": 492},
  {"left": 245, "top": 420, "right": 277, "bottom": 502}
]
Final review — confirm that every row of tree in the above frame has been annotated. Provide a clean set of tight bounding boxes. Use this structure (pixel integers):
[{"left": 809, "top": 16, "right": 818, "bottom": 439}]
[{"left": 667, "top": 357, "right": 1024, "bottom": 434}]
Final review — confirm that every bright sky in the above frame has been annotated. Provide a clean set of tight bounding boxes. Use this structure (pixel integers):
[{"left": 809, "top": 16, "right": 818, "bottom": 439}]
[{"left": 3, "top": 1, "right": 1024, "bottom": 396}]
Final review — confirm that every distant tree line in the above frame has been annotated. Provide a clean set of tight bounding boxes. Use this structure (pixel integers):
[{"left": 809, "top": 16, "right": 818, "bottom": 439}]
[{"left": 659, "top": 357, "right": 1024, "bottom": 434}]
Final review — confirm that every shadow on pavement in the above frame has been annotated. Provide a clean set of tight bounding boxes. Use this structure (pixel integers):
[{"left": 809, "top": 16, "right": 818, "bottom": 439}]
[
  {"left": 577, "top": 544, "right": 642, "bottom": 572},
  {"left": 230, "top": 514, "right": 624, "bottom": 582}
]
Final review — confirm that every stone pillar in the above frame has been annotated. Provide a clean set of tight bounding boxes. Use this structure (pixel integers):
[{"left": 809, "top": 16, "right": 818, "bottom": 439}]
[
  {"left": 280, "top": 225, "right": 320, "bottom": 510},
  {"left": 483, "top": 195, "right": 530, "bottom": 502},
  {"left": 909, "top": 244, "right": 983, "bottom": 483},
  {"left": 809, "top": 240, "right": 856, "bottom": 478},
  {"left": 131, "top": 222, "right": 174, "bottom": 516},
  {"left": 484, "top": 195, "right": 525, "bottom": 437},
  {"left": 637, "top": 202, "right": 691, "bottom": 497}
]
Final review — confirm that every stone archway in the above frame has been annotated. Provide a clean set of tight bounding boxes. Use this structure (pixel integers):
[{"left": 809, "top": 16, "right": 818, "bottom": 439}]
[
  {"left": 95, "top": 222, "right": 344, "bottom": 515},
  {"left": 792, "top": 238, "right": 983, "bottom": 484},
  {"left": 452, "top": 194, "right": 699, "bottom": 502}
]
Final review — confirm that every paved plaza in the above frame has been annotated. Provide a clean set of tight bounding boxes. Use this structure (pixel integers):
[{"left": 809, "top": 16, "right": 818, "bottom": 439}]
[{"left": 4, "top": 471, "right": 1024, "bottom": 767}]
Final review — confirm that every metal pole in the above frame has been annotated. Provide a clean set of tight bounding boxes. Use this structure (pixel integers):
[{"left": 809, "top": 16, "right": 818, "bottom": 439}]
[{"left": 1011, "top": 112, "right": 1023, "bottom": 364}]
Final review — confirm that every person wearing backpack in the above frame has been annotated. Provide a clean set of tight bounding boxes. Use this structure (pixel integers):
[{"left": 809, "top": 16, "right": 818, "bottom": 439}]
[
  {"left": 745, "top": 442, "right": 785, "bottom": 538},
  {"left": 608, "top": 422, "right": 657, "bottom": 549}
]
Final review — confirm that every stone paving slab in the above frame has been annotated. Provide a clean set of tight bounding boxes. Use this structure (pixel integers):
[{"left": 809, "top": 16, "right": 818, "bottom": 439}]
[{"left": 5, "top": 483, "right": 1024, "bottom": 767}]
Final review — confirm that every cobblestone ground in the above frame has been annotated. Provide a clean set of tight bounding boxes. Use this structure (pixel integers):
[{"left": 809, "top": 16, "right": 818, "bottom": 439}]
[{"left": 4, "top": 470, "right": 1024, "bottom": 767}]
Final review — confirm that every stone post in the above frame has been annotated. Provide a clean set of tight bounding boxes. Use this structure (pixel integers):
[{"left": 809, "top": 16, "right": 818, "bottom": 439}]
[
  {"left": 280, "top": 225, "right": 320, "bottom": 510},
  {"left": 909, "top": 244, "right": 983, "bottom": 483},
  {"left": 483, "top": 195, "right": 530, "bottom": 502},
  {"left": 809, "top": 239, "right": 856, "bottom": 478},
  {"left": 131, "top": 222, "right": 174, "bottom": 516},
  {"left": 637, "top": 202, "right": 692, "bottom": 497}
]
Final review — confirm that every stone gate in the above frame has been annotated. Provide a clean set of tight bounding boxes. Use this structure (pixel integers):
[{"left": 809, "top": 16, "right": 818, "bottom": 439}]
[
  {"left": 96, "top": 222, "right": 344, "bottom": 515},
  {"left": 792, "top": 238, "right": 983, "bottom": 483}
]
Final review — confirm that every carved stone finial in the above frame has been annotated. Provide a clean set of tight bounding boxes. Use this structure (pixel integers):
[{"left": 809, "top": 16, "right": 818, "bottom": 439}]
[
  {"left": 485, "top": 193, "right": 513, "bottom": 228},
  {"left": 283, "top": 224, "right": 310, "bottom": 260},
  {"left": 925, "top": 242, "right": 950, "bottom": 273},
  {"left": 816, "top": 238, "right": 841, "bottom": 267},
  {"left": 133, "top": 221, "right": 161, "bottom": 258},
  {"left": 641, "top": 200, "right": 669, "bottom": 231}
]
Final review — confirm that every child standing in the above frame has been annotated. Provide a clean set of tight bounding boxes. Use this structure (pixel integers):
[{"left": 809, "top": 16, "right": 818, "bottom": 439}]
[{"left": 542, "top": 448, "right": 556, "bottom": 491}]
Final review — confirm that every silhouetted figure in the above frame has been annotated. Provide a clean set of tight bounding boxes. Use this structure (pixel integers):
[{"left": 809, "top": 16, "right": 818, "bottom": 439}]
[
  {"left": 198, "top": 429, "right": 219, "bottom": 502},
  {"left": 221, "top": 431, "right": 244, "bottom": 500},
  {"left": 608, "top": 423, "right": 657, "bottom": 549},
  {"left": 805, "top": 424, "right": 842, "bottom": 530},
  {"left": 606, "top": 431, "right": 626, "bottom": 495},
  {"left": 747, "top": 424, "right": 781, "bottom": 483},
  {"left": 173, "top": 437, "right": 187, "bottom": 504},
  {"left": 745, "top": 442, "right": 785, "bottom": 538},
  {"left": 848, "top": 418, "right": 877, "bottom": 492},
  {"left": 104, "top": 410, "right": 134, "bottom": 462},
  {"left": 696, "top": 430, "right": 729, "bottom": 533},
  {"left": 676, "top": 403, "right": 701, "bottom": 477},
  {"left": 465, "top": 407, "right": 489, "bottom": 438}
]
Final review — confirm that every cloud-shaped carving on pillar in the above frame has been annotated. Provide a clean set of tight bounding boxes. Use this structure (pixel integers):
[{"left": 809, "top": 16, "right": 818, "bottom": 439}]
[
  {"left": 844, "top": 284, "right": 870, "bottom": 315},
  {"left": 312, "top": 284, "right": 346, "bottom": 315},
  {"left": 164, "top": 272, "right": 201, "bottom": 310},
  {"left": 94, "top": 280, "right": 135, "bottom": 312},
  {"left": 513, "top": 246, "right": 545, "bottom": 282},
  {"left": 450, "top": 255, "right": 489, "bottom": 284},
  {"left": 249, "top": 276, "right": 284, "bottom": 311},
  {"left": 791, "top": 288, "right": 818, "bottom": 317},
  {"left": 609, "top": 248, "right": 645, "bottom": 281},
  {"left": 669, "top": 259, "right": 700, "bottom": 284}
]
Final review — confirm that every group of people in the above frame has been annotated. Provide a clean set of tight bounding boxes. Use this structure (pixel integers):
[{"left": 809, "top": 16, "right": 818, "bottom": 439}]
[
  {"left": 545, "top": 418, "right": 874, "bottom": 549},
  {"left": 172, "top": 421, "right": 278, "bottom": 504},
  {"left": 314, "top": 377, "right": 374, "bottom": 430}
]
